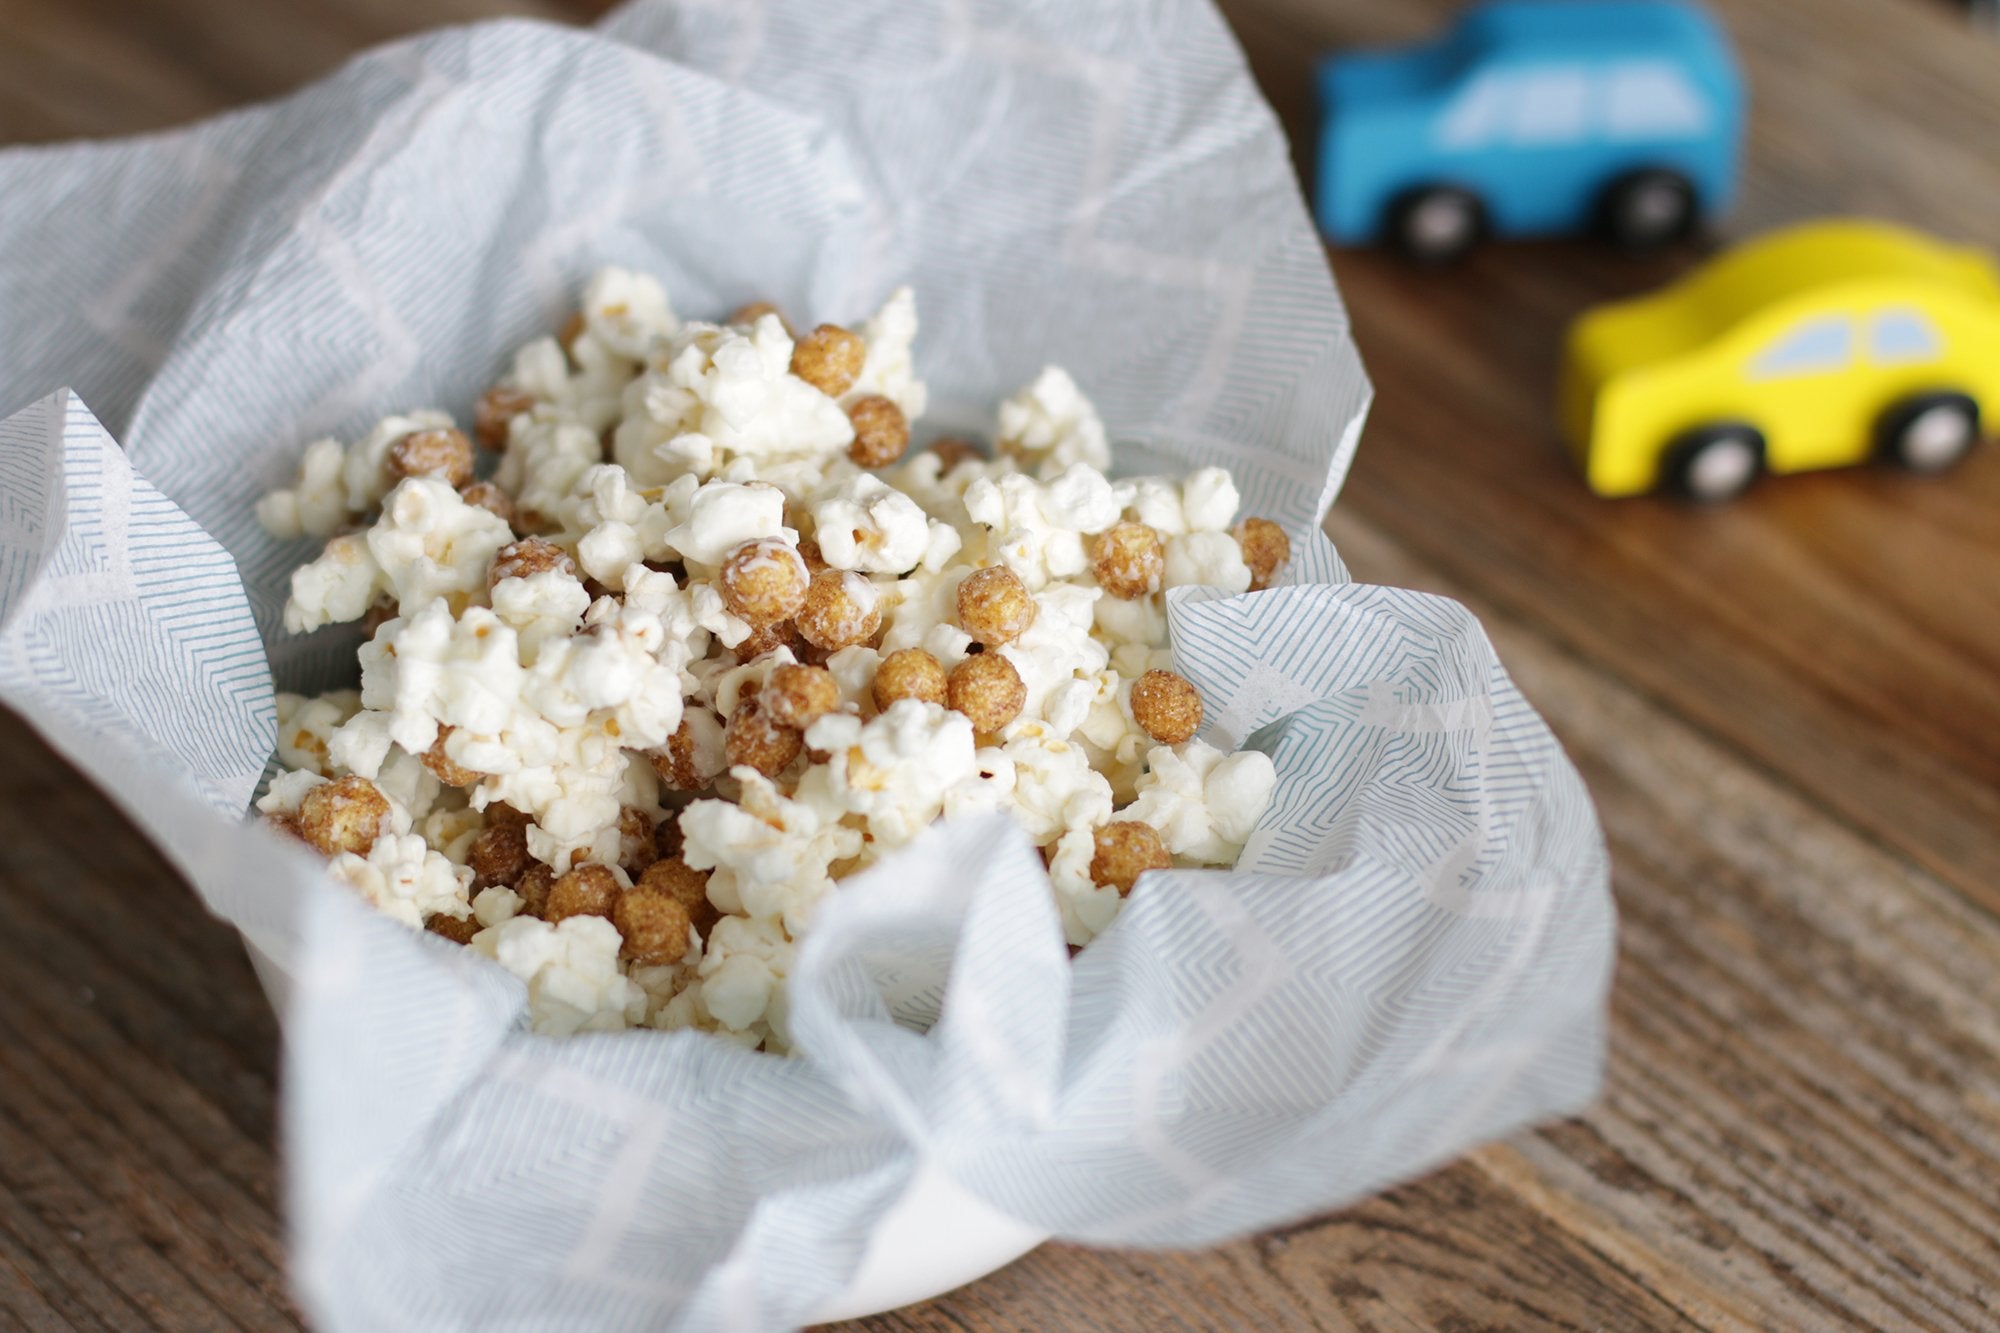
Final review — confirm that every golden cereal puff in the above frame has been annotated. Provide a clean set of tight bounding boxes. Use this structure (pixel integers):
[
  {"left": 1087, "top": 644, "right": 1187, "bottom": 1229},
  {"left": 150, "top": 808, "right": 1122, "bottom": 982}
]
[
  {"left": 544, "top": 863, "right": 620, "bottom": 924},
  {"left": 947, "top": 653, "right": 1027, "bottom": 733},
  {"left": 1130, "top": 669, "right": 1202, "bottom": 744},
  {"left": 517, "top": 863, "right": 555, "bottom": 919},
  {"left": 638, "top": 857, "right": 717, "bottom": 934},
  {"left": 928, "top": 437, "right": 985, "bottom": 470},
  {"left": 719, "top": 538, "right": 809, "bottom": 626},
  {"left": 425, "top": 913, "right": 480, "bottom": 946},
  {"left": 649, "top": 718, "right": 709, "bottom": 792},
  {"left": 796, "top": 569, "right": 882, "bottom": 651},
  {"left": 421, "top": 726, "right": 481, "bottom": 788},
  {"left": 789, "top": 324, "right": 866, "bottom": 398},
  {"left": 1090, "top": 821, "right": 1171, "bottom": 895},
  {"left": 468, "top": 820, "right": 532, "bottom": 890},
  {"left": 360, "top": 600, "right": 397, "bottom": 640},
  {"left": 488, "top": 536, "right": 576, "bottom": 589},
  {"left": 653, "top": 813, "right": 685, "bottom": 864},
  {"left": 1234, "top": 517, "right": 1291, "bottom": 591},
  {"left": 846, "top": 394, "right": 911, "bottom": 468},
  {"left": 732, "top": 619, "right": 808, "bottom": 664},
  {"left": 297, "top": 776, "right": 393, "bottom": 858},
  {"left": 763, "top": 664, "right": 840, "bottom": 729},
  {"left": 726, "top": 698, "right": 804, "bottom": 777},
  {"left": 957, "top": 565, "right": 1036, "bottom": 646},
  {"left": 1092, "top": 522, "right": 1166, "bottom": 599},
  {"left": 613, "top": 884, "right": 693, "bottom": 965},
  {"left": 458, "top": 480, "right": 518, "bottom": 532},
  {"left": 474, "top": 386, "right": 534, "bottom": 451},
  {"left": 872, "top": 648, "right": 948, "bottom": 711},
  {"left": 388, "top": 428, "right": 474, "bottom": 488}
]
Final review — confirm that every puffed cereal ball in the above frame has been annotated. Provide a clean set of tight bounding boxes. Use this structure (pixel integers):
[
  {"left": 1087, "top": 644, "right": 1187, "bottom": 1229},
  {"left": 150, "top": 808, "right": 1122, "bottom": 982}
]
[
  {"left": 726, "top": 698, "right": 804, "bottom": 777},
  {"left": 297, "top": 776, "right": 393, "bottom": 858},
  {"left": 544, "top": 863, "right": 620, "bottom": 924},
  {"left": 459, "top": 480, "right": 518, "bottom": 531},
  {"left": 1089, "top": 821, "right": 1171, "bottom": 895},
  {"left": 654, "top": 813, "right": 684, "bottom": 863},
  {"left": 468, "top": 819, "right": 532, "bottom": 890},
  {"left": 361, "top": 600, "right": 397, "bottom": 640},
  {"left": 928, "top": 437, "right": 984, "bottom": 470},
  {"left": 425, "top": 913, "right": 480, "bottom": 945},
  {"left": 846, "top": 394, "right": 910, "bottom": 468},
  {"left": 517, "top": 863, "right": 555, "bottom": 918},
  {"left": 1234, "top": 517, "right": 1291, "bottom": 592},
  {"left": 421, "top": 726, "right": 481, "bottom": 788},
  {"left": 637, "top": 857, "right": 717, "bottom": 937},
  {"left": 1130, "top": 669, "right": 1202, "bottom": 744},
  {"left": 612, "top": 882, "right": 693, "bottom": 965},
  {"left": 872, "top": 648, "right": 948, "bottom": 712},
  {"left": 762, "top": 664, "right": 840, "bottom": 730},
  {"left": 1092, "top": 521, "right": 1166, "bottom": 600},
  {"left": 474, "top": 385, "right": 534, "bottom": 451},
  {"left": 947, "top": 653, "right": 1027, "bottom": 734},
  {"left": 489, "top": 536, "right": 576, "bottom": 589},
  {"left": 719, "top": 538, "right": 809, "bottom": 627},
  {"left": 795, "top": 538, "right": 829, "bottom": 576},
  {"left": 618, "top": 806, "right": 659, "bottom": 877},
  {"left": 957, "top": 565, "right": 1037, "bottom": 646},
  {"left": 387, "top": 428, "right": 474, "bottom": 489},
  {"left": 795, "top": 569, "right": 882, "bottom": 651},
  {"left": 732, "top": 620, "right": 807, "bottom": 665},
  {"left": 789, "top": 324, "right": 866, "bottom": 398}
]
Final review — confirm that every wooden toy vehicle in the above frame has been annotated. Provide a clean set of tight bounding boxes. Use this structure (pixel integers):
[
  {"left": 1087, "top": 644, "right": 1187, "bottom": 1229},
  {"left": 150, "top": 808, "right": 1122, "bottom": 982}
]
[
  {"left": 1314, "top": 0, "right": 1746, "bottom": 262},
  {"left": 1559, "top": 219, "right": 2000, "bottom": 500}
]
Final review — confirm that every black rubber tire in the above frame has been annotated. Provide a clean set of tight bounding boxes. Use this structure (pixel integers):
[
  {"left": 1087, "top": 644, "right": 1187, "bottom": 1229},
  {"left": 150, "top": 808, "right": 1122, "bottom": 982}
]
[
  {"left": 1596, "top": 169, "right": 1699, "bottom": 251},
  {"left": 1875, "top": 390, "right": 1981, "bottom": 474},
  {"left": 1662, "top": 423, "right": 1765, "bottom": 503},
  {"left": 1385, "top": 185, "right": 1486, "bottom": 265}
]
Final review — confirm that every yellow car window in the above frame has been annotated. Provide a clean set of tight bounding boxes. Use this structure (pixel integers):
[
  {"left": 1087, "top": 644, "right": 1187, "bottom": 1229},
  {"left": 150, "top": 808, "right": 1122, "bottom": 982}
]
[
  {"left": 1749, "top": 315, "right": 1852, "bottom": 380},
  {"left": 1869, "top": 307, "right": 1943, "bottom": 364}
]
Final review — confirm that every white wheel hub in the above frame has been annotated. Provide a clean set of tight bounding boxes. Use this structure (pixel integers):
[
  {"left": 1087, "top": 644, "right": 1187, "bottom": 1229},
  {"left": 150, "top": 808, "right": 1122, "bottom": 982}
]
[
  {"left": 1411, "top": 196, "right": 1473, "bottom": 251},
  {"left": 1687, "top": 438, "right": 1757, "bottom": 500},
  {"left": 1901, "top": 404, "right": 1973, "bottom": 470}
]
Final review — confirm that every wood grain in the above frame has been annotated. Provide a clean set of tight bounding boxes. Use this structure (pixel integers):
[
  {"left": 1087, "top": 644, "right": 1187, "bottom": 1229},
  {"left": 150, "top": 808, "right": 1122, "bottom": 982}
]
[{"left": 3, "top": 0, "right": 1999, "bottom": 1329}]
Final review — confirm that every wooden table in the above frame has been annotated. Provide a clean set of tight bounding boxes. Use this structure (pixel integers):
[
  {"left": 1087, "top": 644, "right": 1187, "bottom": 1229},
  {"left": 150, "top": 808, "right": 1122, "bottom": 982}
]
[{"left": 4, "top": 0, "right": 1997, "bottom": 1327}]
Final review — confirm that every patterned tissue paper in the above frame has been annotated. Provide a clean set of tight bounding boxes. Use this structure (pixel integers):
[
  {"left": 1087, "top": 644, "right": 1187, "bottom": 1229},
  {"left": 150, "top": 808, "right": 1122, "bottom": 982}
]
[{"left": 0, "top": 1, "right": 1614, "bottom": 1327}]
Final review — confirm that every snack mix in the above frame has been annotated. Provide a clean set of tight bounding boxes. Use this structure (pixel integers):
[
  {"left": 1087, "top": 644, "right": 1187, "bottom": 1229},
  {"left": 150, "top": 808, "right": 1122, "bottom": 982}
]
[{"left": 256, "top": 269, "right": 1290, "bottom": 1049}]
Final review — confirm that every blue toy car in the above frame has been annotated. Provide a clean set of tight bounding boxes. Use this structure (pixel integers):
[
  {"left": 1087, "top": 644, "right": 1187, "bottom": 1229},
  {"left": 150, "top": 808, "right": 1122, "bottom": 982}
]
[{"left": 1314, "top": 1, "right": 1746, "bottom": 262}]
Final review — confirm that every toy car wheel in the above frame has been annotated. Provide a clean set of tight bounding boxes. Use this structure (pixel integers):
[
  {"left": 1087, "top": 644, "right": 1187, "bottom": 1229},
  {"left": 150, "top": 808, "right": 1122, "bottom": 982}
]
[
  {"left": 1386, "top": 186, "right": 1485, "bottom": 264},
  {"left": 1876, "top": 391, "right": 1981, "bottom": 474},
  {"left": 1597, "top": 169, "right": 1698, "bottom": 251},
  {"left": 1662, "top": 423, "right": 1764, "bottom": 503}
]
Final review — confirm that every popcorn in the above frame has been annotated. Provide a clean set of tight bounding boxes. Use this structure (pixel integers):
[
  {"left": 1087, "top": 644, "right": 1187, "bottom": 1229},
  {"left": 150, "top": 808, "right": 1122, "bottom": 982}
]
[
  {"left": 1122, "top": 740, "right": 1278, "bottom": 865},
  {"left": 997, "top": 366, "right": 1109, "bottom": 475},
  {"left": 810, "top": 474, "right": 930, "bottom": 573},
  {"left": 257, "top": 268, "right": 1283, "bottom": 1050},
  {"left": 473, "top": 914, "right": 646, "bottom": 1036}
]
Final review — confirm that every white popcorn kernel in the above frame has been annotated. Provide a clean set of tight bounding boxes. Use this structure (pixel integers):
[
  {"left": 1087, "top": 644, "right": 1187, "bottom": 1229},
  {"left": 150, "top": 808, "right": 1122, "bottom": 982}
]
[
  {"left": 342, "top": 411, "right": 456, "bottom": 516},
  {"left": 581, "top": 267, "right": 678, "bottom": 360},
  {"left": 1180, "top": 466, "right": 1241, "bottom": 532},
  {"left": 962, "top": 464, "right": 1119, "bottom": 589},
  {"left": 996, "top": 724, "right": 1114, "bottom": 845},
  {"left": 998, "top": 582, "right": 1107, "bottom": 724},
  {"left": 811, "top": 474, "right": 931, "bottom": 574},
  {"left": 256, "top": 767, "right": 328, "bottom": 818},
  {"left": 283, "top": 533, "right": 387, "bottom": 633},
  {"left": 798, "top": 700, "right": 978, "bottom": 850},
  {"left": 823, "top": 645, "right": 883, "bottom": 712},
  {"left": 472, "top": 885, "right": 523, "bottom": 928},
  {"left": 326, "top": 831, "right": 474, "bottom": 930},
  {"left": 274, "top": 690, "right": 362, "bottom": 775},
  {"left": 474, "top": 914, "right": 644, "bottom": 1035},
  {"left": 1049, "top": 823, "right": 1122, "bottom": 947},
  {"left": 997, "top": 366, "right": 1110, "bottom": 475},
  {"left": 1163, "top": 530, "right": 1252, "bottom": 594},
  {"left": 366, "top": 477, "right": 516, "bottom": 615},
  {"left": 490, "top": 568, "right": 590, "bottom": 658},
  {"left": 680, "top": 771, "right": 861, "bottom": 931},
  {"left": 256, "top": 437, "right": 348, "bottom": 540},
  {"left": 496, "top": 417, "right": 604, "bottom": 530},
  {"left": 845, "top": 287, "right": 929, "bottom": 421},
  {"left": 1093, "top": 593, "right": 1168, "bottom": 650},
  {"left": 696, "top": 914, "right": 796, "bottom": 1035},
  {"left": 1123, "top": 740, "right": 1277, "bottom": 865},
  {"left": 661, "top": 480, "right": 793, "bottom": 567}
]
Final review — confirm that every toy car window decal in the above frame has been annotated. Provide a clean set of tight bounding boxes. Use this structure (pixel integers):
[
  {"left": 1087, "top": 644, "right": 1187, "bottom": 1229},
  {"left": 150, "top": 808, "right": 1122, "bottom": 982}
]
[
  {"left": 1749, "top": 316, "right": 1853, "bottom": 380},
  {"left": 1509, "top": 67, "right": 1591, "bottom": 145},
  {"left": 1601, "top": 61, "right": 1710, "bottom": 141},
  {"left": 1435, "top": 74, "right": 1512, "bottom": 150},
  {"left": 1869, "top": 308, "right": 1944, "bottom": 364}
]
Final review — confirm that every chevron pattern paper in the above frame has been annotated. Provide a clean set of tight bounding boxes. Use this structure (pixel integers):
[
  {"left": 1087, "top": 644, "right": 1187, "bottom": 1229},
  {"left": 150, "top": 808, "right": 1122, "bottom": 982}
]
[{"left": 0, "top": 1, "right": 1613, "bottom": 1328}]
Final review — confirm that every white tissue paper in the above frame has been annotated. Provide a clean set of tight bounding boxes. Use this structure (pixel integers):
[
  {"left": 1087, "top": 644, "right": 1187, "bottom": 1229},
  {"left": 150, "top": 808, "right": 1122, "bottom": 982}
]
[{"left": 0, "top": 1, "right": 1614, "bottom": 1328}]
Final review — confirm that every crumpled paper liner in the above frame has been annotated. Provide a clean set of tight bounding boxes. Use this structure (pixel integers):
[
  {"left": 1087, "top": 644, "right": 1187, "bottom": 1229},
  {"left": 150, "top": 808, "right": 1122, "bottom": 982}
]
[{"left": 0, "top": 1, "right": 1614, "bottom": 1328}]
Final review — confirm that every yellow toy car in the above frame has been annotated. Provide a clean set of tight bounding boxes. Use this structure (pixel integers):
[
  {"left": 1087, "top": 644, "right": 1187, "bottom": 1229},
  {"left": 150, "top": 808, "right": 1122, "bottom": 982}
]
[{"left": 1559, "top": 219, "right": 2000, "bottom": 500}]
